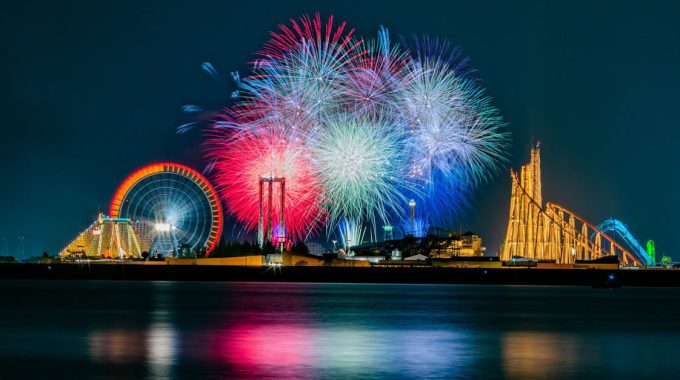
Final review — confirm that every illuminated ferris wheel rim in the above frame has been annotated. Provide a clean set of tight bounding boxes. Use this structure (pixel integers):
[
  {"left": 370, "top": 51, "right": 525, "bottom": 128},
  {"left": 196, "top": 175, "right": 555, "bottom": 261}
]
[{"left": 109, "top": 162, "right": 223, "bottom": 254}]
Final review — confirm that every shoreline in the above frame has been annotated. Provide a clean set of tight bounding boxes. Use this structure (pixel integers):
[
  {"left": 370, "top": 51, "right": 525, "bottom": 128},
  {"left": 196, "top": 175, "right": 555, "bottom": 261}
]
[{"left": 2, "top": 263, "right": 680, "bottom": 287}]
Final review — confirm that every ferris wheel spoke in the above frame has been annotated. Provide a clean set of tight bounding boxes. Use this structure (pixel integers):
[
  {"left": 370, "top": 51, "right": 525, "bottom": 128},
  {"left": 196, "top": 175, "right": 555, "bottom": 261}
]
[{"left": 112, "top": 163, "right": 222, "bottom": 257}]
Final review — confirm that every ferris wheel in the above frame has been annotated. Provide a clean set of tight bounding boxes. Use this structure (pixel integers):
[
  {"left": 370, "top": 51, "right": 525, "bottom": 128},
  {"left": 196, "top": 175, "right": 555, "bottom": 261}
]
[{"left": 109, "top": 162, "right": 222, "bottom": 257}]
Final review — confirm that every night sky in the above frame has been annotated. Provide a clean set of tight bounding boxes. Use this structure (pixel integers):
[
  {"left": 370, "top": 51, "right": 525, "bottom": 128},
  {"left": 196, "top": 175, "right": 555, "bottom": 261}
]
[{"left": 1, "top": 0, "right": 679, "bottom": 258}]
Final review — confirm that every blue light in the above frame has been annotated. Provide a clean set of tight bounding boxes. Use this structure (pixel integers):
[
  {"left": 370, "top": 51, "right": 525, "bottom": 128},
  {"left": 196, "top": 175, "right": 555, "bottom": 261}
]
[{"left": 596, "top": 218, "right": 653, "bottom": 266}]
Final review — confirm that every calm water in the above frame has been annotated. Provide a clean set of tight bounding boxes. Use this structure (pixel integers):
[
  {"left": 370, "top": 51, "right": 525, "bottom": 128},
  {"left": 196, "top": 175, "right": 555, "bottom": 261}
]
[{"left": 1, "top": 281, "right": 679, "bottom": 379}]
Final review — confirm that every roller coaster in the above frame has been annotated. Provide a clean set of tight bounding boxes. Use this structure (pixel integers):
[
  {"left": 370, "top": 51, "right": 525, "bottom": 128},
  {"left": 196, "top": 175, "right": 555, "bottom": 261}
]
[
  {"left": 501, "top": 144, "right": 649, "bottom": 267},
  {"left": 595, "top": 218, "right": 653, "bottom": 266}
]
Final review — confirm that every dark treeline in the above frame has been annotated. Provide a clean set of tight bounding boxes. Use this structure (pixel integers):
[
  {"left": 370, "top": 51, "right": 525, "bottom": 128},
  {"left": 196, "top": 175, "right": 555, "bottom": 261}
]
[
  {"left": 210, "top": 240, "right": 311, "bottom": 257},
  {"left": 290, "top": 241, "right": 310, "bottom": 255},
  {"left": 211, "top": 240, "right": 261, "bottom": 257}
]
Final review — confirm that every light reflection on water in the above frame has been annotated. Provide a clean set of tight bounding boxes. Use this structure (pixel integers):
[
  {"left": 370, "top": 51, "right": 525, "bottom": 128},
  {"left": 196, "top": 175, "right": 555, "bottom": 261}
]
[
  {"left": 207, "top": 325, "right": 471, "bottom": 378},
  {"left": 146, "top": 282, "right": 179, "bottom": 379},
  {"left": 1, "top": 281, "right": 680, "bottom": 379},
  {"left": 88, "top": 328, "right": 146, "bottom": 364},
  {"left": 146, "top": 322, "right": 178, "bottom": 378},
  {"left": 502, "top": 332, "right": 582, "bottom": 378}
]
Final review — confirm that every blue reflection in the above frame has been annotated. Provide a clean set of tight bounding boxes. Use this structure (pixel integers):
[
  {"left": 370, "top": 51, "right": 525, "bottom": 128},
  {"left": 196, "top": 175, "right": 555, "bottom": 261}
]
[{"left": 2, "top": 281, "right": 680, "bottom": 379}]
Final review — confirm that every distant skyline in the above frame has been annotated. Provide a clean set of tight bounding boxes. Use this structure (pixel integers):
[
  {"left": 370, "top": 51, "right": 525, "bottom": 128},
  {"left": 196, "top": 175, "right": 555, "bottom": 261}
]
[{"left": 2, "top": 0, "right": 679, "bottom": 257}]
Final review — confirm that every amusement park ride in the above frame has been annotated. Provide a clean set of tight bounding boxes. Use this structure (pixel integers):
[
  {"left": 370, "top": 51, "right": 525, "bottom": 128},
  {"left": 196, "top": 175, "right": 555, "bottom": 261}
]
[
  {"left": 257, "top": 175, "right": 286, "bottom": 252},
  {"left": 58, "top": 214, "right": 142, "bottom": 258},
  {"left": 60, "top": 162, "right": 222, "bottom": 259},
  {"left": 60, "top": 147, "right": 655, "bottom": 267},
  {"left": 501, "top": 143, "right": 653, "bottom": 266}
]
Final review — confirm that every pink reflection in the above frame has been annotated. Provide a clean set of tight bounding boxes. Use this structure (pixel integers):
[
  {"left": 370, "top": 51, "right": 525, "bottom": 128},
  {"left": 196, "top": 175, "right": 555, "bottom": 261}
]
[{"left": 209, "top": 323, "right": 319, "bottom": 374}]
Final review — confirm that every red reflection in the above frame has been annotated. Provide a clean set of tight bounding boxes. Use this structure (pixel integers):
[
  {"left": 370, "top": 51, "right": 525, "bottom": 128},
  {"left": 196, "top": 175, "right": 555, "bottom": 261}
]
[{"left": 210, "top": 324, "right": 318, "bottom": 369}]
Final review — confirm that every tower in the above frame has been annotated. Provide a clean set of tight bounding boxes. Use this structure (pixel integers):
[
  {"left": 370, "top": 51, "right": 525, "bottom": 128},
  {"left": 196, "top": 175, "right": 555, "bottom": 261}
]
[
  {"left": 383, "top": 225, "right": 394, "bottom": 241},
  {"left": 409, "top": 199, "right": 416, "bottom": 235},
  {"left": 257, "top": 176, "right": 286, "bottom": 251},
  {"left": 646, "top": 240, "right": 656, "bottom": 265},
  {"left": 17, "top": 236, "right": 25, "bottom": 257},
  {"left": 502, "top": 142, "right": 543, "bottom": 260}
]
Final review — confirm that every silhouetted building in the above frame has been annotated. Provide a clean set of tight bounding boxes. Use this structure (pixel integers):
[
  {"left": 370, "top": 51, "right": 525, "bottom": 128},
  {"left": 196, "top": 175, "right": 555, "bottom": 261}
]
[{"left": 350, "top": 231, "right": 484, "bottom": 261}]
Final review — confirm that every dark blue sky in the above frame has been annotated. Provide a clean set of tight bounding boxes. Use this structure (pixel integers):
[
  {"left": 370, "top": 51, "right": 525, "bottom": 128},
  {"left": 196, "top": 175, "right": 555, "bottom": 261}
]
[{"left": 1, "top": 0, "right": 679, "bottom": 257}]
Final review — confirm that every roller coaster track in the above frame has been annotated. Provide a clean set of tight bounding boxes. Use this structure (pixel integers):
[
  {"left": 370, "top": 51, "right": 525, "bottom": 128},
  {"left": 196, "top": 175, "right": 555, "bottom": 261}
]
[
  {"left": 501, "top": 145, "right": 644, "bottom": 266},
  {"left": 545, "top": 203, "right": 642, "bottom": 266},
  {"left": 595, "top": 218, "right": 653, "bottom": 266}
]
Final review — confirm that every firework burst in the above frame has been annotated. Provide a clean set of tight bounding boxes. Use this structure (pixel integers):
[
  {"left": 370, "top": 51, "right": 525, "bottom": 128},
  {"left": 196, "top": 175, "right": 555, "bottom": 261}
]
[
  {"left": 339, "top": 26, "right": 410, "bottom": 118},
  {"left": 238, "top": 13, "right": 364, "bottom": 136},
  {"left": 398, "top": 38, "right": 509, "bottom": 220},
  {"left": 206, "top": 127, "right": 325, "bottom": 241},
  {"left": 337, "top": 218, "right": 366, "bottom": 250},
  {"left": 309, "top": 115, "right": 410, "bottom": 225},
  {"left": 202, "top": 14, "right": 509, "bottom": 244}
]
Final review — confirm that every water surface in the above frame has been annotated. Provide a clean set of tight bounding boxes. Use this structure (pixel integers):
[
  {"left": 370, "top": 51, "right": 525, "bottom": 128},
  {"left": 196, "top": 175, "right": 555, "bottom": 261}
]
[{"left": 1, "top": 280, "right": 679, "bottom": 379}]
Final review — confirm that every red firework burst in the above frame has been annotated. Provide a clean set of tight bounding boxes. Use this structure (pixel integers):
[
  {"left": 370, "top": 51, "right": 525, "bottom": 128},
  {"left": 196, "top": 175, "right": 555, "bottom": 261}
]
[
  {"left": 206, "top": 126, "right": 325, "bottom": 242},
  {"left": 261, "top": 13, "right": 362, "bottom": 60}
]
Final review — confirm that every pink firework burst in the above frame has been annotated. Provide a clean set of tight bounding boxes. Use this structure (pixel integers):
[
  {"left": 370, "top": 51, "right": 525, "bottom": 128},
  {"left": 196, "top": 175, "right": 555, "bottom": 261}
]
[
  {"left": 261, "top": 13, "right": 362, "bottom": 61},
  {"left": 340, "top": 26, "right": 411, "bottom": 118},
  {"left": 236, "top": 13, "right": 366, "bottom": 137}
]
